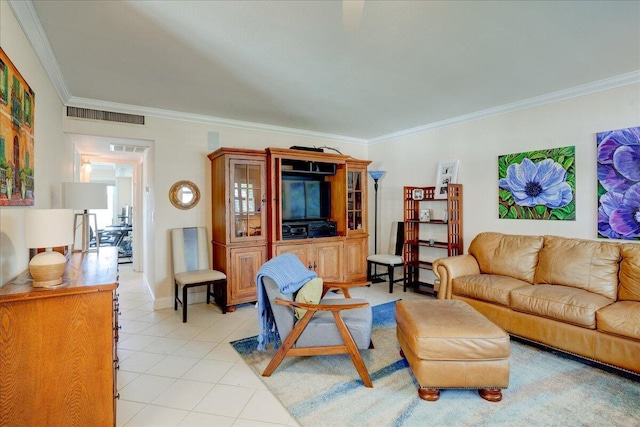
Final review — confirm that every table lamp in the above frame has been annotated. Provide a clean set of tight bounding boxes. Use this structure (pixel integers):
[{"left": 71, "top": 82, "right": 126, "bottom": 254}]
[
  {"left": 62, "top": 182, "right": 108, "bottom": 252},
  {"left": 25, "top": 209, "right": 74, "bottom": 287}
]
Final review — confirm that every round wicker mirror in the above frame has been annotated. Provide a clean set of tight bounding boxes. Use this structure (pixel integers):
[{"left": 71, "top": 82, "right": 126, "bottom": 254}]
[{"left": 169, "top": 180, "right": 200, "bottom": 210}]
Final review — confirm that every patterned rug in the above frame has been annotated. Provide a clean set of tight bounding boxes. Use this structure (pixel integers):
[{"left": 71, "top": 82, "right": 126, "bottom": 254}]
[{"left": 231, "top": 301, "right": 640, "bottom": 426}]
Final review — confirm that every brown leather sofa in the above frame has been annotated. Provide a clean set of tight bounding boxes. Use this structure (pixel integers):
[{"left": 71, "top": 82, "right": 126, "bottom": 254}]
[{"left": 433, "top": 232, "right": 640, "bottom": 374}]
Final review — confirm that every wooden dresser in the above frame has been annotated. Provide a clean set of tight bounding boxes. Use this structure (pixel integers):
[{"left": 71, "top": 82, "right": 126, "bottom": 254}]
[{"left": 0, "top": 247, "right": 119, "bottom": 426}]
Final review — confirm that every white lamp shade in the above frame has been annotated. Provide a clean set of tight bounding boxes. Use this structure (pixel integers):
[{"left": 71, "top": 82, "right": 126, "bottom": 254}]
[
  {"left": 62, "top": 182, "right": 108, "bottom": 210},
  {"left": 24, "top": 209, "right": 75, "bottom": 248}
]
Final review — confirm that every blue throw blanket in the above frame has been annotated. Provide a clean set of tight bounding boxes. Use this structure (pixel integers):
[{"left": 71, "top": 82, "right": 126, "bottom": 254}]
[{"left": 256, "top": 253, "right": 317, "bottom": 350}]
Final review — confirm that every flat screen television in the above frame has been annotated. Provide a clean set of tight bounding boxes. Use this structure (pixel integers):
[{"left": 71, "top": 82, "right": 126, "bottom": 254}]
[{"left": 281, "top": 177, "right": 331, "bottom": 221}]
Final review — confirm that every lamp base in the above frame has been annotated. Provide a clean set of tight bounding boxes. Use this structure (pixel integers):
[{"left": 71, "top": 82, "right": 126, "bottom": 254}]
[
  {"left": 29, "top": 251, "right": 67, "bottom": 288},
  {"left": 73, "top": 212, "right": 99, "bottom": 253}
]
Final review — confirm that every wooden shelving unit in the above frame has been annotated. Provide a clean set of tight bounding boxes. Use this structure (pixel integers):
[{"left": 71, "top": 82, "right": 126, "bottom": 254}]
[
  {"left": 403, "top": 184, "right": 463, "bottom": 296},
  {"left": 208, "top": 148, "right": 268, "bottom": 311}
]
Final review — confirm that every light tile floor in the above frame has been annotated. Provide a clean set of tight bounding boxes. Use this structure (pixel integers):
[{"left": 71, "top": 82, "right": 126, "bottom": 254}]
[{"left": 116, "top": 265, "right": 430, "bottom": 427}]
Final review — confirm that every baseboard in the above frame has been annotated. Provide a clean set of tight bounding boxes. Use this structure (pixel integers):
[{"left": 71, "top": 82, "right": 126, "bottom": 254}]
[{"left": 142, "top": 274, "right": 154, "bottom": 300}]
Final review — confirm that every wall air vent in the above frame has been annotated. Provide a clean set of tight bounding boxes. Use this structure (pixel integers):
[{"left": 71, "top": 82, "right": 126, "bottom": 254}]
[
  {"left": 110, "top": 144, "right": 146, "bottom": 154},
  {"left": 66, "top": 106, "right": 145, "bottom": 125}
]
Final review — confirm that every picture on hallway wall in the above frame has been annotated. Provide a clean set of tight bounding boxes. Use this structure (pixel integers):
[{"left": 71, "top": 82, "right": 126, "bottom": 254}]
[
  {"left": 0, "top": 48, "right": 35, "bottom": 206},
  {"left": 597, "top": 126, "right": 640, "bottom": 241},
  {"left": 498, "top": 146, "right": 575, "bottom": 220}
]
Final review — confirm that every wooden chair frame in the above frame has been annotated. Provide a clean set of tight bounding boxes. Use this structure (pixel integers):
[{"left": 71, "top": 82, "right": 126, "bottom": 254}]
[{"left": 262, "top": 281, "right": 373, "bottom": 388}]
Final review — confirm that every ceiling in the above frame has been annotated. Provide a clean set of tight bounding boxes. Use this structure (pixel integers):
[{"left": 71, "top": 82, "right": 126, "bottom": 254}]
[{"left": 14, "top": 1, "right": 640, "bottom": 141}]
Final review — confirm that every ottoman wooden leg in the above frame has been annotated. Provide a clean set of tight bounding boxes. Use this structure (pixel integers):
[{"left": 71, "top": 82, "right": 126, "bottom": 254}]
[
  {"left": 418, "top": 388, "right": 440, "bottom": 401},
  {"left": 479, "top": 388, "right": 502, "bottom": 402}
]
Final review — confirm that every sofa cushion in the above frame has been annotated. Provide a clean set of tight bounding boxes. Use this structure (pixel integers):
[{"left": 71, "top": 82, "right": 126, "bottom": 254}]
[
  {"left": 619, "top": 244, "right": 640, "bottom": 302},
  {"left": 468, "top": 232, "right": 543, "bottom": 283},
  {"left": 452, "top": 274, "right": 531, "bottom": 306},
  {"left": 596, "top": 301, "right": 640, "bottom": 340},
  {"left": 533, "top": 235, "right": 620, "bottom": 300},
  {"left": 511, "top": 284, "right": 614, "bottom": 329}
]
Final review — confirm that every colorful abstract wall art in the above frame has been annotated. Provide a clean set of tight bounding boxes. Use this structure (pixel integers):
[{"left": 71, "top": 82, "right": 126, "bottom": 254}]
[
  {"left": 597, "top": 126, "right": 640, "bottom": 241},
  {"left": 0, "top": 47, "right": 35, "bottom": 206},
  {"left": 498, "top": 146, "right": 575, "bottom": 220}
]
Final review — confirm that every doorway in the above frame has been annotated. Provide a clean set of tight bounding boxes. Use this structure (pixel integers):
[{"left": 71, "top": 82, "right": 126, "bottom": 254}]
[
  {"left": 68, "top": 133, "right": 151, "bottom": 274},
  {"left": 90, "top": 161, "right": 135, "bottom": 264}
]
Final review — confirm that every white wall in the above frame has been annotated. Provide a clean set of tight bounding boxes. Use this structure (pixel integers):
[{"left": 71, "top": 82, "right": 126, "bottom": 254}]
[
  {"left": 0, "top": 0, "right": 73, "bottom": 284},
  {"left": 116, "top": 176, "right": 132, "bottom": 221},
  {"left": 368, "top": 84, "right": 640, "bottom": 254},
  {"left": 62, "top": 116, "right": 367, "bottom": 308}
]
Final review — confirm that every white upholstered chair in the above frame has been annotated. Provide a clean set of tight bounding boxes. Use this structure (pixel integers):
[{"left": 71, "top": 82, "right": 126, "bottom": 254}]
[
  {"left": 367, "top": 221, "right": 404, "bottom": 293},
  {"left": 171, "top": 227, "right": 227, "bottom": 322}
]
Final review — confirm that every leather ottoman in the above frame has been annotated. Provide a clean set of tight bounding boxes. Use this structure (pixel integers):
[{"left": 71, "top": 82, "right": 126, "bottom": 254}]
[{"left": 396, "top": 300, "right": 510, "bottom": 401}]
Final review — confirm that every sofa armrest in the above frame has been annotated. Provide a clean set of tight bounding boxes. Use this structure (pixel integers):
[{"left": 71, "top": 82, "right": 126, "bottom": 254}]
[{"left": 433, "top": 255, "right": 481, "bottom": 299}]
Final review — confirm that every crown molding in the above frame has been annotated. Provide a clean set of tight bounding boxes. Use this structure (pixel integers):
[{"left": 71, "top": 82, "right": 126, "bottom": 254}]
[
  {"left": 8, "top": 0, "right": 71, "bottom": 103},
  {"left": 66, "top": 96, "right": 369, "bottom": 145},
  {"left": 369, "top": 71, "right": 640, "bottom": 144},
  {"left": 70, "top": 70, "right": 638, "bottom": 145}
]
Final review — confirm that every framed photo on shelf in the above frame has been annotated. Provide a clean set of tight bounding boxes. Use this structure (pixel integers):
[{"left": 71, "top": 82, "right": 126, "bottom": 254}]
[
  {"left": 434, "top": 160, "right": 459, "bottom": 199},
  {"left": 411, "top": 188, "right": 424, "bottom": 200}
]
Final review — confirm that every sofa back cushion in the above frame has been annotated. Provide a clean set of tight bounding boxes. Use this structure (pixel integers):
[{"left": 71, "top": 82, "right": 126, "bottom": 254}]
[
  {"left": 468, "top": 232, "right": 543, "bottom": 283},
  {"left": 533, "top": 235, "right": 620, "bottom": 300},
  {"left": 619, "top": 244, "right": 640, "bottom": 301}
]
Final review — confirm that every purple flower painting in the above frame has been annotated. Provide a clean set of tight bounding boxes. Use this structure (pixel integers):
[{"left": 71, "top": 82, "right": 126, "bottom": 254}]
[
  {"left": 498, "top": 146, "right": 575, "bottom": 220},
  {"left": 597, "top": 126, "right": 640, "bottom": 240},
  {"left": 499, "top": 158, "right": 573, "bottom": 208}
]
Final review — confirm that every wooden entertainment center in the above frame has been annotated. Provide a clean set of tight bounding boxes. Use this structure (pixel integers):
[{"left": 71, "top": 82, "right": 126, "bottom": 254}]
[{"left": 208, "top": 147, "right": 371, "bottom": 311}]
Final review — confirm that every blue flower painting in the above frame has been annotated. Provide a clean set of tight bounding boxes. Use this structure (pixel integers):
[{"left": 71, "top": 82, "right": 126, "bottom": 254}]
[
  {"left": 498, "top": 146, "right": 575, "bottom": 220},
  {"left": 597, "top": 126, "right": 640, "bottom": 241}
]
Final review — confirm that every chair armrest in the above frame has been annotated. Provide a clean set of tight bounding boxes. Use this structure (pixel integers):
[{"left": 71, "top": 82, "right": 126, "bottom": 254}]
[
  {"left": 322, "top": 280, "right": 371, "bottom": 298},
  {"left": 274, "top": 298, "right": 368, "bottom": 312},
  {"left": 432, "top": 255, "right": 480, "bottom": 299}
]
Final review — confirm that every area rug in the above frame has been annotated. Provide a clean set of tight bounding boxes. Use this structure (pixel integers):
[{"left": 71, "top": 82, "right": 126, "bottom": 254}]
[{"left": 231, "top": 301, "right": 640, "bottom": 426}]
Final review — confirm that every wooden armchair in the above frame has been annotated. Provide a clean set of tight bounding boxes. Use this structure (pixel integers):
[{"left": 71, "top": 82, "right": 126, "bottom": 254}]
[{"left": 261, "top": 277, "right": 374, "bottom": 387}]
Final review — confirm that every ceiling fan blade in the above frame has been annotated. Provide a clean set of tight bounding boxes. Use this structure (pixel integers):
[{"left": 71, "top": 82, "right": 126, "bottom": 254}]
[{"left": 343, "top": 0, "right": 365, "bottom": 32}]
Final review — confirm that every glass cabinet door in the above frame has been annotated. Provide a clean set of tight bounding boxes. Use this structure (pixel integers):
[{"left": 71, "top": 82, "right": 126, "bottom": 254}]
[
  {"left": 347, "top": 169, "right": 364, "bottom": 232},
  {"left": 230, "top": 159, "right": 266, "bottom": 243}
]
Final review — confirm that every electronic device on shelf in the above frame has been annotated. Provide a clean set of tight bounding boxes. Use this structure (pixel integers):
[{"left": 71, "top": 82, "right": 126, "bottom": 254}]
[
  {"left": 307, "top": 221, "right": 337, "bottom": 238},
  {"left": 282, "top": 223, "right": 309, "bottom": 240},
  {"left": 281, "top": 177, "right": 332, "bottom": 221},
  {"left": 282, "top": 221, "right": 337, "bottom": 240}
]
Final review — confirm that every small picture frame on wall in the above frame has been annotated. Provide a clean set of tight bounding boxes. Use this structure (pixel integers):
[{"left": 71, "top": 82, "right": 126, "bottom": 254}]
[{"left": 434, "top": 160, "right": 459, "bottom": 199}]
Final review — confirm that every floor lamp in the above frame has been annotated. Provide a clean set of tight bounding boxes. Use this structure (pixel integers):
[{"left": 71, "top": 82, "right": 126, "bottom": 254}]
[
  {"left": 62, "top": 182, "right": 108, "bottom": 252},
  {"left": 368, "top": 170, "right": 386, "bottom": 254}
]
